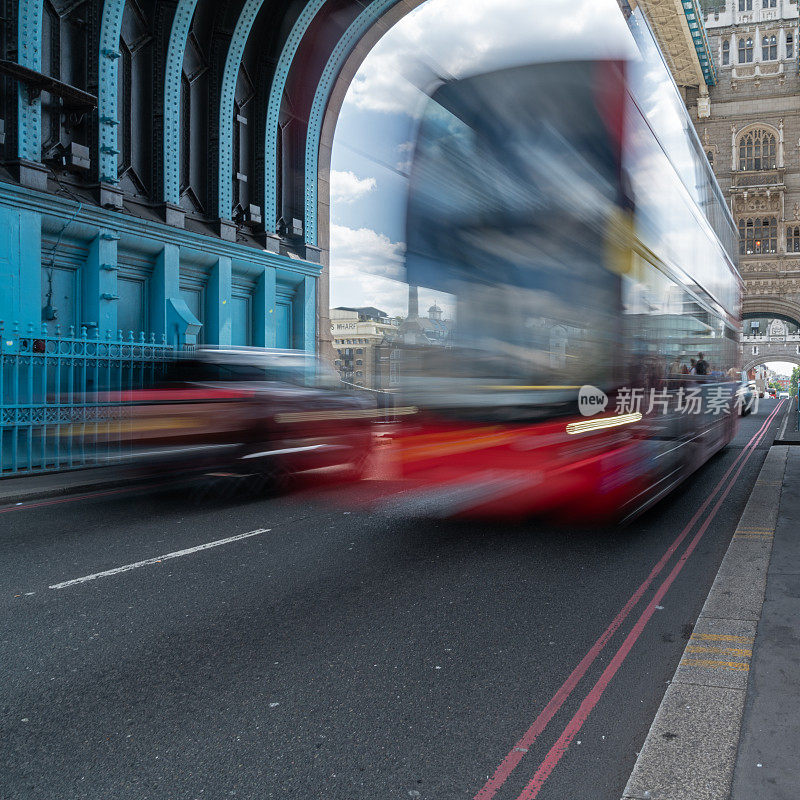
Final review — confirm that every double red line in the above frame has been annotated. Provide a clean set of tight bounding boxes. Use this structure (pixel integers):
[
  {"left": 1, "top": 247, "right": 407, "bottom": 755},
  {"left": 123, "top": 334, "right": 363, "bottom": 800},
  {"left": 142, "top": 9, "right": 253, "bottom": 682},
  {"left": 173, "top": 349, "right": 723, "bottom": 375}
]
[{"left": 475, "top": 401, "right": 784, "bottom": 800}]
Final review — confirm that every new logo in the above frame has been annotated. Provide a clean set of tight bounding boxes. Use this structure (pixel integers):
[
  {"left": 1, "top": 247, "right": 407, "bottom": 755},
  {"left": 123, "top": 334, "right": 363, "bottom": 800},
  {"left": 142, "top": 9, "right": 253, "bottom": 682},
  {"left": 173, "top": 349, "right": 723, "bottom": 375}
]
[{"left": 578, "top": 385, "right": 609, "bottom": 417}]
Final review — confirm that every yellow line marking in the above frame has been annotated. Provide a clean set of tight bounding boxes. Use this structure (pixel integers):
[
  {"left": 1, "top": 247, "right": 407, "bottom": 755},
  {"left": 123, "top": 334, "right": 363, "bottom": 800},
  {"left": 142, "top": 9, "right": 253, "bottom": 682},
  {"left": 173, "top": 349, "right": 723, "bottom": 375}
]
[
  {"left": 276, "top": 407, "right": 418, "bottom": 423},
  {"left": 685, "top": 645, "right": 752, "bottom": 657},
  {"left": 484, "top": 385, "right": 581, "bottom": 391},
  {"left": 565, "top": 413, "right": 642, "bottom": 436},
  {"left": 680, "top": 659, "right": 750, "bottom": 671},
  {"left": 690, "top": 633, "right": 754, "bottom": 643}
]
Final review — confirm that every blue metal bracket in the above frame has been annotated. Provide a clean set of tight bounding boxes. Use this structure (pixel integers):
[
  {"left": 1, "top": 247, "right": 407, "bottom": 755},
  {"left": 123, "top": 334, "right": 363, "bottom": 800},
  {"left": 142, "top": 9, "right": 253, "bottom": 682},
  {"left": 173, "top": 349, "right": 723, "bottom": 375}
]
[
  {"left": 304, "top": 0, "right": 403, "bottom": 246},
  {"left": 163, "top": 0, "right": 201, "bottom": 206},
  {"left": 100, "top": 263, "right": 117, "bottom": 271},
  {"left": 682, "top": 0, "right": 717, "bottom": 86},
  {"left": 101, "top": 293, "right": 120, "bottom": 301}
]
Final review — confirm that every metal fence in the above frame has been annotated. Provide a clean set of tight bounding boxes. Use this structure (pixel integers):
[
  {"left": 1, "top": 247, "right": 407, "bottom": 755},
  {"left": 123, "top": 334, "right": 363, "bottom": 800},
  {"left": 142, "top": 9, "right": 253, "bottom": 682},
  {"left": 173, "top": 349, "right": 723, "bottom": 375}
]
[{"left": 0, "top": 323, "right": 175, "bottom": 476}]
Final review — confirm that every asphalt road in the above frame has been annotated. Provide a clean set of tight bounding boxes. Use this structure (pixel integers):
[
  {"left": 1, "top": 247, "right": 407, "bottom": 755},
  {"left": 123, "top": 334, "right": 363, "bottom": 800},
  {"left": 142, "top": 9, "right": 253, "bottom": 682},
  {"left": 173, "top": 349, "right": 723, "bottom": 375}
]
[{"left": 0, "top": 399, "right": 785, "bottom": 800}]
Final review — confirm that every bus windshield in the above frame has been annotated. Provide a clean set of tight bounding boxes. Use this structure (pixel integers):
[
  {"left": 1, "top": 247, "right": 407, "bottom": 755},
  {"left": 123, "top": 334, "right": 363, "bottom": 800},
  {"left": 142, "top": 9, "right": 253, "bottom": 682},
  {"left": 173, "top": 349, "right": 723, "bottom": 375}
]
[{"left": 403, "top": 60, "right": 626, "bottom": 406}]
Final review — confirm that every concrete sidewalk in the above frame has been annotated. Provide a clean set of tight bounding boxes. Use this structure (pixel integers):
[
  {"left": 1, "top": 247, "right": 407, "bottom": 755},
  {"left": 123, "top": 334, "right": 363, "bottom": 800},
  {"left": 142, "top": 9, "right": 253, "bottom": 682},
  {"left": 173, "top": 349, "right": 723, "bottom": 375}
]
[
  {"left": 730, "top": 446, "right": 800, "bottom": 799},
  {"left": 622, "top": 445, "right": 800, "bottom": 800}
]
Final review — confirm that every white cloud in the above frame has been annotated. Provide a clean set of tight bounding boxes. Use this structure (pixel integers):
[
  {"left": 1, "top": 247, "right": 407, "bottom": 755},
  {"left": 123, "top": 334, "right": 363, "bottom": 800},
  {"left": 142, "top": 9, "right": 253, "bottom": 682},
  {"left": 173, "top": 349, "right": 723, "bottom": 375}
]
[
  {"left": 330, "top": 224, "right": 407, "bottom": 316},
  {"left": 344, "top": 0, "right": 635, "bottom": 115},
  {"left": 330, "top": 224, "right": 404, "bottom": 280},
  {"left": 330, "top": 170, "right": 377, "bottom": 204},
  {"left": 329, "top": 224, "right": 455, "bottom": 318}
]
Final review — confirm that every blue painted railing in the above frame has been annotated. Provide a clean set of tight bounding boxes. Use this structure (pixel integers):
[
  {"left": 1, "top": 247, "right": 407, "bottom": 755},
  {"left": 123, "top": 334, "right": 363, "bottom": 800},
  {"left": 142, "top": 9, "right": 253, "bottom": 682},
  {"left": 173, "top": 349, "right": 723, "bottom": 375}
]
[
  {"left": 0, "top": 323, "right": 175, "bottom": 476},
  {"left": 681, "top": 0, "right": 717, "bottom": 86}
]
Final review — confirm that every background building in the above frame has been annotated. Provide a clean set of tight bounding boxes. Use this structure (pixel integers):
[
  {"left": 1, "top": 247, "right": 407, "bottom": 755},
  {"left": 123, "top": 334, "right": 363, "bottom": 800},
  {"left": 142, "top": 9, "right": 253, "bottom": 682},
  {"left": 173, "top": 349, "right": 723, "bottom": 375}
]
[
  {"left": 331, "top": 301, "right": 452, "bottom": 389},
  {"left": 690, "top": 0, "right": 800, "bottom": 337},
  {"left": 331, "top": 306, "right": 399, "bottom": 389}
]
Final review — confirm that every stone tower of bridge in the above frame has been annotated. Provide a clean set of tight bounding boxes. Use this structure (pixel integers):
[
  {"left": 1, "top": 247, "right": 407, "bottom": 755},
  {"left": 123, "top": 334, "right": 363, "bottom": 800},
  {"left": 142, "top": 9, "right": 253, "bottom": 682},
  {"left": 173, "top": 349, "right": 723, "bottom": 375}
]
[{"left": 687, "top": 0, "right": 800, "bottom": 355}]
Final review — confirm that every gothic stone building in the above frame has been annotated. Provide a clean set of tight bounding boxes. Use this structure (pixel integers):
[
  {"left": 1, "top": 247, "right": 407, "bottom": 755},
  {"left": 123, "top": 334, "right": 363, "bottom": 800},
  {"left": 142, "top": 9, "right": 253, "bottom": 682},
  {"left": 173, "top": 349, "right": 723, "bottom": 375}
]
[{"left": 690, "top": 0, "right": 800, "bottom": 332}]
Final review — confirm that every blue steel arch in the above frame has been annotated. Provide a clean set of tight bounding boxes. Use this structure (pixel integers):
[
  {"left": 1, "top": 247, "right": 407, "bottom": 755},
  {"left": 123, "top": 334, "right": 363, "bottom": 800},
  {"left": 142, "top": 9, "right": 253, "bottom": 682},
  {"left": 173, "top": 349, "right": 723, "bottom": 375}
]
[
  {"left": 303, "top": 0, "right": 403, "bottom": 246},
  {"left": 262, "top": 0, "right": 328, "bottom": 233},
  {"left": 98, "top": 0, "right": 127, "bottom": 184},
  {"left": 16, "top": 0, "right": 44, "bottom": 161},
  {"left": 217, "top": 0, "right": 265, "bottom": 219},
  {"left": 163, "top": 0, "right": 200, "bottom": 205}
]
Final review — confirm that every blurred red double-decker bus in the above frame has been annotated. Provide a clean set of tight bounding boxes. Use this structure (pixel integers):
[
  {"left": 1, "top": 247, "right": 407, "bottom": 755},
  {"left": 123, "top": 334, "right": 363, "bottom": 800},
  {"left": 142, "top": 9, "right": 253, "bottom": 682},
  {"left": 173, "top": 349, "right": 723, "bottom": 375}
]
[{"left": 389, "top": 13, "right": 742, "bottom": 521}]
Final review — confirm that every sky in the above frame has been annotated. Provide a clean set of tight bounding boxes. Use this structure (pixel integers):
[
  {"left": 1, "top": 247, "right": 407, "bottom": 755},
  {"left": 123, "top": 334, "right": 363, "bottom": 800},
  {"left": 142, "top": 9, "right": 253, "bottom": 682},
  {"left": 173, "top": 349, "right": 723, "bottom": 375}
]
[
  {"left": 328, "top": 0, "right": 635, "bottom": 319},
  {"left": 764, "top": 362, "right": 799, "bottom": 377}
]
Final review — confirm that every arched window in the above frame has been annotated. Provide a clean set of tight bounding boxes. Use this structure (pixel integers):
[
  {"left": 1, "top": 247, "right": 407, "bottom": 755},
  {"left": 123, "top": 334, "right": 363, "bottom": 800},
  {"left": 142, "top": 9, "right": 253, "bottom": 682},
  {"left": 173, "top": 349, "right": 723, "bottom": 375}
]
[
  {"left": 739, "top": 37, "right": 754, "bottom": 63},
  {"left": 762, "top": 35, "right": 777, "bottom": 60},
  {"left": 739, "top": 217, "right": 777, "bottom": 254},
  {"left": 738, "top": 128, "right": 777, "bottom": 170},
  {"left": 787, "top": 32, "right": 794, "bottom": 59},
  {"left": 788, "top": 226, "right": 800, "bottom": 253},
  {"left": 722, "top": 40, "right": 730, "bottom": 65}
]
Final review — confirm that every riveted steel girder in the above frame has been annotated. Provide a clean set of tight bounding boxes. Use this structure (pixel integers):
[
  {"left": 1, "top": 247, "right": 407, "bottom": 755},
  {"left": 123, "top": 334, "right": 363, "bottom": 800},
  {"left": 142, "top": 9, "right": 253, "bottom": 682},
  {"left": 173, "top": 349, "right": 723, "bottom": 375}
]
[
  {"left": 16, "top": 0, "right": 43, "bottom": 160},
  {"left": 163, "top": 0, "right": 200, "bottom": 205}
]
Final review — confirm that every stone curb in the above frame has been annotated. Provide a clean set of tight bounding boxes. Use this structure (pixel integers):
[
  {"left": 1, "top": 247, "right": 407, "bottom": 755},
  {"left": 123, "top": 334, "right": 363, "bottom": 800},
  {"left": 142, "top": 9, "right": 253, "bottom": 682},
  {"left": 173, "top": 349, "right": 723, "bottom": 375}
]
[
  {"left": 0, "top": 472, "right": 134, "bottom": 506},
  {"left": 621, "top": 445, "right": 789, "bottom": 800}
]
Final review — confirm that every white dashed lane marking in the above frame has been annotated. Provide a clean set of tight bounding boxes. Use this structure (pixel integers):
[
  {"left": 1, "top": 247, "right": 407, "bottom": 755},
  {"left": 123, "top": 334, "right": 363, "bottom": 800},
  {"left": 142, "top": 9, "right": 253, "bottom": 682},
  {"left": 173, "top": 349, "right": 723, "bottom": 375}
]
[{"left": 49, "top": 529, "right": 270, "bottom": 590}]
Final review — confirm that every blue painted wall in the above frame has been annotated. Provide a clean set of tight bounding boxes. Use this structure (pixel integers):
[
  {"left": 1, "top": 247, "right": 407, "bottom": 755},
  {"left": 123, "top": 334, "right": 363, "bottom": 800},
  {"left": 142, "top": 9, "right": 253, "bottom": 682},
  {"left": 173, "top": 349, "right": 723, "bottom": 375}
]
[{"left": 0, "top": 183, "right": 319, "bottom": 351}]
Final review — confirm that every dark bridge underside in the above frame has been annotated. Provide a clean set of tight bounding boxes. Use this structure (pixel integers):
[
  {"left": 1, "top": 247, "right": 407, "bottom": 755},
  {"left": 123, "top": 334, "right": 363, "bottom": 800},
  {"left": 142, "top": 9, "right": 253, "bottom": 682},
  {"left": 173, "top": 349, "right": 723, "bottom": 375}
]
[{"left": 1, "top": 0, "right": 410, "bottom": 247}]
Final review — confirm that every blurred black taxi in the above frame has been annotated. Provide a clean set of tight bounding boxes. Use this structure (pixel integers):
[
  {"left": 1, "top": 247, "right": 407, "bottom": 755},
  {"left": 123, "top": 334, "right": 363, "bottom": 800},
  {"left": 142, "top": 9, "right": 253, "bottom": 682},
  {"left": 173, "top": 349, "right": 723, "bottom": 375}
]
[{"left": 112, "top": 348, "right": 375, "bottom": 483}]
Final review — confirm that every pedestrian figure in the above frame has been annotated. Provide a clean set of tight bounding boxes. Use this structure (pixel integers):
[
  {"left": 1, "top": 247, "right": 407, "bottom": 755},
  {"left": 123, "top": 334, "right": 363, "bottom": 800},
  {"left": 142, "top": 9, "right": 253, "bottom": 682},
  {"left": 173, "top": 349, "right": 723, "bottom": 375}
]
[{"left": 695, "top": 352, "right": 709, "bottom": 376}]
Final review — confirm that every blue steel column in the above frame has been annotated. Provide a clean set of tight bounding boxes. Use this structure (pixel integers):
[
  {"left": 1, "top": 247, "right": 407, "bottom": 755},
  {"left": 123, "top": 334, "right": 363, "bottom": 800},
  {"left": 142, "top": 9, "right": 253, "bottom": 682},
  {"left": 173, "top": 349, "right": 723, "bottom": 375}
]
[
  {"left": 303, "top": 0, "right": 402, "bottom": 246},
  {"left": 0, "top": 206, "right": 42, "bottom": 332},
  {"left": 150, "top": 244, "right": 181, "bottom": 340},
  {"left": 16, "top": 0, "right": 44, "bottom": 162},
  {"left": 163, "top": 0, "right": 200, "bottom": 206},
  {"left": 205, "top": 257, "right": 232, "bottom": 345},
  {"left": 85, "top": 230, "right": 120, "bottom": 337},
  {"left": 97, "top": 0, "right": 127, "bottom": 190},
  {"left": 217, "top": 0, "right": 264, "bottom": 223},
  {"left": 254, "top": 268, "right": 277, "bottom": 347},
  {"left": 262, "top": 0, "right": 328, "bottom": 234},
  {"left": 293, "top": 275, "right": 316, "bottom": 352}
]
